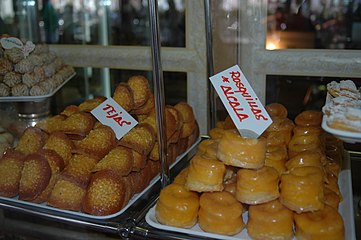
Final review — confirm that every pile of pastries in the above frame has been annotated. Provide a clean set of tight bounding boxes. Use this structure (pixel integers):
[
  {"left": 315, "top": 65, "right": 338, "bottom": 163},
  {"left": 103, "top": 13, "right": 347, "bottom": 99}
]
[
  {"left": 323, "top": 79, "right": 361, "bottom": 133},
  {"left": 0, "top": 75, "right": 198, "bottom": 216},
  {"left": 0, "top": 43, "right": 75, "bottom": 97},
  {"left": 155, "top": 103, "right": 345, "bottom": 239}
]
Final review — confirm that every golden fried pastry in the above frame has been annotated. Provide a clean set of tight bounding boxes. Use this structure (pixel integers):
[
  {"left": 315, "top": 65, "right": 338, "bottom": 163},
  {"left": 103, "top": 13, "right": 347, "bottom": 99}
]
[
  {"left": 60, "top": 105, "right": 80, "bottom": 117},
  {"left": 118, "top": 123, "right": 156, "bottom": 156},
  {"left": 127, "top": 168, "right": 149, "bottom": 194},
  {"left": 196, "top": 139, "right": 218, "bottom": 159},
  {"left": 82, "top": 170, "right": 130, "bottom": 216},
  {"left": 247, "top": 199, "right": 294, "bottom": 240},
  {"left": 236, "top": 166, "right": 280, "bottom": 205},
  {"left": 131, "top": 149, "right": 147, "bottom": 171},
  {"left": 265, "top": 102, "right": 288, "bottom": 118},
  {"left": 58, "top": 112, "right": 96, "bottom": 139},
  {"left": 293, "top": 125, "right": 323, "bottom": 136},
  {"left": 73, "top": 125, "right": 116, "bottom": 160},
  {"left": 0, "top": 150, "right": 25, "bottom": 197},
  {"left": 280, "top": 166, "right": 324, "bottom": 213},
  {"left": 209, "top": 127, "right": 224, "bottom": 140},
  {"left": 93, "top": 146, "right": 133, "bottom": 176},
  {"left": 185, "top": 154, "right": 226, "bottom": 192},
  {"left": 265, "top": 145, "right": 288, "bottom": 175},
  {"left": 112, "top": 83, "right": 134, "bottom": 112},
  {"left": 15, "top": 127, "right": 48, "bottom": 155},
  {"left": 198, "top": 191, "right": 245, "bottom": 235},
  {"left": 294, "top": 110, "right": 323, "bottom": 127},
  {"left": 47, "top": 177, "right": 86, "bottom": 211},
  {"left": 131, "top": 93, "right": 155, "bottom": 115},
  {"left": 217, "top": 129, "right": 267, "bottom": 169},
  {"left": 166, "top": 105, "right": 183, "bottom": 144},
  {"left": 263, "top": 117, "right": 294, "bottom": 146},
  {"left": 285, "top": 150, "right": 325, "bottom": 171},
  {"left": 61, "top": 154, "right": 98, "bottom": 187},
  {"left": 223, "top": 115, "right": 236, "bottom": 129},
  {"left": 156, "top": 183, "right": 199, "bottom": 228},
  {"left": 43, "top": 132, "right": 74, "bottom": 165},
  {"left": 127, "top": 75, "right": 151, "bottom": 108},
  {"left": 294, "top": 205, "right": 344, "bottom": 240},
  {"left": 288, "top": 134, "right": 323, "bottom": 158},
  {"left": 19, "top": 153, "right": 52, "bottom": 201},
  {"left": 36, "top": 114, "right": 66, "bottom": 133},
  {"left": 174, "top": 101, "right": 196, "bottom": 123},
  {"left": 78, "top": 96, "right": 106, "bottom": 112},
  {"left": 173, "top": 167, "right": 189, "bottom": 185},
  {"left": 147, "top": 157, "right": 161, "bottom": 180},
  {"left": 324, "top": 171, "right": 342, "bottom": 199}
]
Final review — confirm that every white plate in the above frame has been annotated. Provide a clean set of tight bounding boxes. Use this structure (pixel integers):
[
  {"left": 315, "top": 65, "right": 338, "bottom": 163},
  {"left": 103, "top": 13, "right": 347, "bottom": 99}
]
[
  {"left": 0, "top": 138, "right": 201, "bottom": 220},
  {"left": 146, "top": 169, "right": 356, "bottom": 240},
  {"left": 322, "top": 119, "right": 361, "bottom": 144},
  {"left": 0, "top": 73, "right": 76, "bottom": 102}
]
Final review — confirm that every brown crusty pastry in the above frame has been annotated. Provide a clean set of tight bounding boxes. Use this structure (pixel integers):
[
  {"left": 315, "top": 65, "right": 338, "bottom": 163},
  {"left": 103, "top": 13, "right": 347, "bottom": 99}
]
[
  {"left": 18, "top": 153, "right": 52, "bottom": 201},
  {"left": 15, "top": 127, "right": 48, "bottom": 155},
  {"left": 47, "top": 177, "right": 86, "bottom": 211},
  {"left": 166, "top": 105, "right": 183, "bottom": 144},
  {"left": 130, "top": 149, "right": 147, "bottom": 172},
  {"left": 58, "top": 112, "right": 96, "bottom": 139},
  {"left": 60, "top": 105, "right": 80, "bottom": 117},
  {"left": 131, "top": 93, "right": 155, "bottom": 115},
  {"left": 36, "top": 114, "right": 66, "bottom": 133},
  {"left": 127, "top": 75, "right": 151, "bottom": 108},
  {"left": 92, "top": 146, "right": 133, "bottom": 176},
  {"left": 0, "top": 150, "right": 25, "bottom": 197},
  {"left": 118, "top": 123, "right": 156, "bottom": 156},
  {"left": 78, "top": 96, "right": 106, "bottom": 112},
  {"left": 174, "top": 101, "right": 196, "bottom": 123},
  {"left": 61, "top": 154, "right": 98, "bottom": 188},
  {"left": 82, "top": 170, "right": 130, "bottom": 216},
  {"left": 42, "top": 132, "right": 75, "bottom": 166},
  {"left": 73, "top": 125, "right": 116, "bottom": 160},
  {"left": 112, "top": 83, "right": 134, "bottom": 112}
]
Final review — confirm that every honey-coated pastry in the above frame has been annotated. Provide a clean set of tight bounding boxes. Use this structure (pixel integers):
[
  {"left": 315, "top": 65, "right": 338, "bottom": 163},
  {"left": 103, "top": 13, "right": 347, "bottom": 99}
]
[
  {"left": 236, "top": 166, "right": 279, "bottom": 205},
  {"left": 112, "top": 83, "right": 134, "bottom": 112},
  {"left": 93, "top": 146, "right": 133, "bottom": 176},
  {"left": 185, "top": 154, "right": 225, "bottom": 192},
  {"left": 0, "top": 150, "right": 25, "bottom": 197},
  {"left": 247, "top": 199, "right": 294, "bottom": 240},
  {"left": 173, "top": 167, "right": 189, "bottom": 185},
  {"left": 217, "top": 129, "right": 267, "bottom": 169},
  {"left": 15, "top": 127, "right": 48, "bottom": 155},
  {"left": 18, "top": 153, "right": 52, "bottom": 201},
  {"left": 265, "top": 102, "right": 288, "bottom": 118},
  {"left": 82, "top": 170, "right": 131, "bottom": 216},
  {"left": 263, "top": 116, "right": 294, "bottom": 146},
  {"left": 78, "top": 96, "right": 106, "bottom": 112},
  {"left": 196, "top": 138, "right": 218, "bottom": 159},
  {"left": 73, "top": 125, "right": 116, "bottom": 160},
  {"left": 293, "top": 125, "right": 323, "bottom": 136},
  {"left": 43, "top": 132, "right": 74, "bottom": 165},
  {"left": 223, "top": 115, "right": 236, "bottom": 130},
  {"left": 294, "top": 110, "right": 323, "bottom": 127},
  {"left": 127, "top": 75, "right": 151, "bottom": 108},
  {"left": 294, "top": 204, "right": 345, "bottom": 240},
  {"left": 280, "top": 166, "right": 324, "bottom": 213},
  {"left": 156, "top": 183, "right": 199, "bottom": 228},
  {"left": 265, "top": 145, "right": 288, "bottom": 175},
  {"left": 198, "top": 191, "right": 245, "bottom": 235},
  {"left": 285, "top": 150, "right": 325, "bottom": 171},
  {"left": 61, "top": 154, "right": 98, "bottom": 187},
  {"left": 208, "top": 127, "right": 224, "bottom": 140},
  {"left": 48, "top": 177, "right": 86, "bottom": 211},
  {"left": 288, "top": 134, "right": 323, "bottom": 158}
]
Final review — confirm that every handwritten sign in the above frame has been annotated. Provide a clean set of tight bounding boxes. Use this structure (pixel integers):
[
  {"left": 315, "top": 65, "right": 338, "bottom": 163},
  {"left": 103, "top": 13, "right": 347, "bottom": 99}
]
[
  {"left": 209, "top": 65, "right": 272, "bottom": 138},
  {"left": 91, "top": 97, "right": 138, "bottom": 140}
]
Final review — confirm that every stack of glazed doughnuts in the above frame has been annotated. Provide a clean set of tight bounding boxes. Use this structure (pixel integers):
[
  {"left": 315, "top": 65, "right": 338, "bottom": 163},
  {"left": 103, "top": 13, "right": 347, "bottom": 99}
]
[
  {"left": 155, "top": 102, "right": 345, "bottom": 239},
  {"left": 0, "top": 75, "right": 199, "bottom": 216}
]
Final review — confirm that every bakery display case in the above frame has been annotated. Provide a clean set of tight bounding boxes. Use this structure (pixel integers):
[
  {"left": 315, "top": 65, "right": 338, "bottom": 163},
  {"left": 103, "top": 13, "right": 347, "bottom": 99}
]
[{"left": 1, "top": 0, "right": 361, "bottom": 239}]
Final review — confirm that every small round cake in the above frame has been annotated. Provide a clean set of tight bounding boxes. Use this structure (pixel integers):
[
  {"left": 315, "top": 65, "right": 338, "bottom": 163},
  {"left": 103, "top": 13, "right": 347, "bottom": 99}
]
[
  {"left": 185, "top": 154, "right": 226, "bottom": 192},
  {"left": 155, "top": 183, "right": 199, "bottom": 228},
  {"left": 198, "top": 191, "right": 245, "bottom": 235},
  {"left": 294, "top": 110, "right": 323, "bottom": 127},
  {"left": 285, "top": 150, "right": 325, "bottom": 171},
  {"left": 288, "top": 134, "right": 322, "bottom": 158},
  {"left": 247, "top": 199, "right": 294, "bottom": 240},
  {"left": 294, "top": 204, "right": 344, "bottom": 240},
  {"left": 280, "top": 166, "right": 324, "bottom": 213},
  {"left": 217, "top": 129, "right": 266, "bottom": 169},
  {"left": 265, "top": 103, "right": 288, "bottom": 118},
  {"left": 236, "top": 166, "right": 279, "bottom": 204},
  {"left": 265, "top": 145, "right": 288, "bottom": 175}
]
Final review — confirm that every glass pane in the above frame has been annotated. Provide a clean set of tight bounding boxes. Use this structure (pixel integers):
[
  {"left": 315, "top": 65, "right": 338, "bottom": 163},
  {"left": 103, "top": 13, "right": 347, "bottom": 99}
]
[
  {"left": 266, "top": 75, "right": 361, "bottom": 119},
  {"left": 0, "top": 0, "right": 185, "bottom": 47},
  {"left": 267, "top": 0, "right": 361, "bottom": 49}
]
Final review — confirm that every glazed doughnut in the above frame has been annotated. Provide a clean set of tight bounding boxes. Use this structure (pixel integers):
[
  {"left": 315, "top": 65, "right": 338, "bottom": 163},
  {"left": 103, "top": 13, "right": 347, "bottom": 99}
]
[
  {"left": 155, "top": 183, "right": 199, "bottom": 228},
  {"left": 217, "top": 129, "right": 267, "bottom": 169},
  {"left": 294, "top": 204, "right": 344, "bottom": 240},
  {"left": 288, "top": 134, "right": 323, "bottom": 158},
  {"left": 294, "top": 110, "right": 323, "bottom": 127},
  {"left": 247, "top": 199, "right": 294, "bottom": 240},
  {"left": 209, "top": 127, "right": 224, "bottom": 140},
  {"left": 293, "top": 125, "right": 323, "bottom": 136},
  {"left": 265, "top": 102, "right": 288, "bottom": 118},
  {"left": 173, "top": 167, "right": 189, "bottom": 185},
  {"left": 280, "top": 166, "right": 324, "bottom": 213},
  {"left": 263, "top": 117, "right": 294, "bottom": 146},
  {"left": 185, "top": 154, "right": 226, "bottom": 192},
  {"left": 285, "top": 150, "right": 325, "bottom": 171},
  {"left": 324, "top": 186, "right": 341, "bottom": 209},
  {"left": 265, "top": 145, "right": 288, "bottom": 175},
  {"left": 236, "top": 166, "right": 279, "bottom": 205},
  {"left": 198, "top": 191, "right": 245, "bottom": 235},
  {"left": 196, "top": 139, "right": 218, "bottom": 159}
]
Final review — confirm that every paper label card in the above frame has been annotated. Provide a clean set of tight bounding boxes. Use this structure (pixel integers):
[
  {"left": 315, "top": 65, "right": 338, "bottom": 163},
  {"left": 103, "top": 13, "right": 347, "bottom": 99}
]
[
  {"left": 91, "top": 97, "right": 138, "bottom": 140},
  {"left": 0, "top": 37, "right": 23, "bottom": 49},
  {"left": 209, "top": 65, "right": 272, "bottom": 138}
]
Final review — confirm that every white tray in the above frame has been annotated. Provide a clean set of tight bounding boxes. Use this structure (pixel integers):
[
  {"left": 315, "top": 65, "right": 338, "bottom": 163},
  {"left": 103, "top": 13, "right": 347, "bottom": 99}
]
[
  {"left": 0, "top": 73, "right": 76, "bottom": 102},
  {"left": 146, "top": 169, "right": 356, "bottom": 240},
  {"left": 0, "top": 138, "right": 201, "bottom": 221}
]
